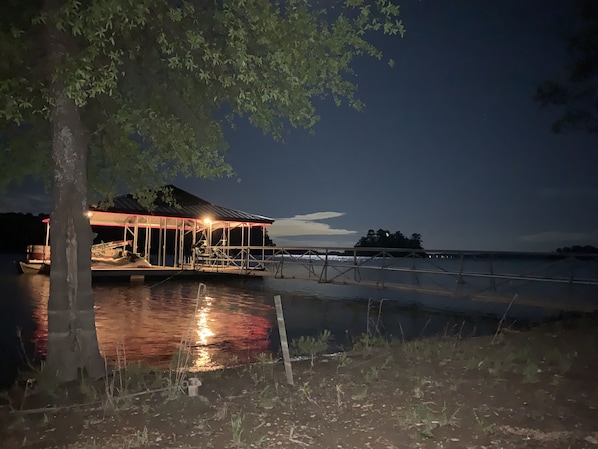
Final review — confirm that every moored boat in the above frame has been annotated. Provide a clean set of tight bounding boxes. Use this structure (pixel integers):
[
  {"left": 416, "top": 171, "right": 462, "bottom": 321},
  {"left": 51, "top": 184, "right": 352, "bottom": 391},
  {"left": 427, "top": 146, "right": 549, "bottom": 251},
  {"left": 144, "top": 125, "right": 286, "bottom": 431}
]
[
  {"left": 92, "top": 251, "right": 152, "bottom": 269},
  {"left": 18, "top": 261, "right": 45, "bottom": 274},
  {"left": 18, "top": 240, "right": 152, "bottom": 274},
  {"left": 16, "top": 244, "right": 51, "bottom": 274}
]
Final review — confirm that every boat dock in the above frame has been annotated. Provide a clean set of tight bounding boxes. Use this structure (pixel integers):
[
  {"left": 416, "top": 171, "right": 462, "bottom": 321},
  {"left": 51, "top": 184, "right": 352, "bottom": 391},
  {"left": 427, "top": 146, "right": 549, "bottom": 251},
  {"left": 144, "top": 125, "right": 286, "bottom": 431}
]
[{"left": 87, "top": 246, "right": 598, "bottom": 314}]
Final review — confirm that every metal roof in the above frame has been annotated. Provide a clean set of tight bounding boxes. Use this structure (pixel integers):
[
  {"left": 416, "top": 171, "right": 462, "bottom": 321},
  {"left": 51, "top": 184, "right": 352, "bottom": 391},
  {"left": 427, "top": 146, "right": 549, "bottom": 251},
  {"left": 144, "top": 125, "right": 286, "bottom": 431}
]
[{"left": 89, "top": 185, "right": 274, "bottom": 224}]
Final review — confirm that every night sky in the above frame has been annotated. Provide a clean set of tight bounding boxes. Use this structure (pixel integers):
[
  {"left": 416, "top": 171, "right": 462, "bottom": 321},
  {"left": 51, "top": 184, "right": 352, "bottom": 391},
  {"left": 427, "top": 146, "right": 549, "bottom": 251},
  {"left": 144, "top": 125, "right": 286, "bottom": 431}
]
[{"left": 2, "top": 0, "right": 597, "bottom": 252}]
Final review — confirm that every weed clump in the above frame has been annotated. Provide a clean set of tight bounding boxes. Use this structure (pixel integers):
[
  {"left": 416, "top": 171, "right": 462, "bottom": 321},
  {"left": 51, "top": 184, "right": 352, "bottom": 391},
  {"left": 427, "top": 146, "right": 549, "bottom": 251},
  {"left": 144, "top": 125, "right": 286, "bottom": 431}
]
[{"left": 290, "top": 329, "right": 333, "bottom": 367}]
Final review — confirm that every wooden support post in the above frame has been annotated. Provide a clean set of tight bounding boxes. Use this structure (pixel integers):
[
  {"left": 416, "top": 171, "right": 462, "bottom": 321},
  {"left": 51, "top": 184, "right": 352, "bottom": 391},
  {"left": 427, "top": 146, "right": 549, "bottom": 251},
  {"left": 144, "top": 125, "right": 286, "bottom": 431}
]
[{"left": 274, "top": 295, "right": 294, "bottom": 386}]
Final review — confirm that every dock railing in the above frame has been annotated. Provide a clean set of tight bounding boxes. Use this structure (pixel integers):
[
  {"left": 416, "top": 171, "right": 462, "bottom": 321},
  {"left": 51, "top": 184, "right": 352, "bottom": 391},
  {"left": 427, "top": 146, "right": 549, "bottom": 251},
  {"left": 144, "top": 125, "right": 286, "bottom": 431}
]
[{"left": 193, "top": 246, "right": 598, "bottom": 312}]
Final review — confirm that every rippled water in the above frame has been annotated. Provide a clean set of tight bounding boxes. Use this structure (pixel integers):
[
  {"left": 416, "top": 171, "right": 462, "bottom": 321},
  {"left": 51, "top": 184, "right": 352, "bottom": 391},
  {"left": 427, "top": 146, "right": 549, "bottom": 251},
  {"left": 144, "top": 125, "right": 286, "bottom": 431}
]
[
  {"left": 22, "top": 275, "right": 276, "bottom": 370},
  {"left": 0, "top": 253, "right": 535, "bottom": 387}
]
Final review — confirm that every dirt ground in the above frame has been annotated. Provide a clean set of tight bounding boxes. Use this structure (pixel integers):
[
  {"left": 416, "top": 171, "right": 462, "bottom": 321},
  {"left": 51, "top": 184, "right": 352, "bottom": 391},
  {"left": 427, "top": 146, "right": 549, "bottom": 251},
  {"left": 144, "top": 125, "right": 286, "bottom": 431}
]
[{"left": 1, "top": 313, "right": 597, "bottom": 449}]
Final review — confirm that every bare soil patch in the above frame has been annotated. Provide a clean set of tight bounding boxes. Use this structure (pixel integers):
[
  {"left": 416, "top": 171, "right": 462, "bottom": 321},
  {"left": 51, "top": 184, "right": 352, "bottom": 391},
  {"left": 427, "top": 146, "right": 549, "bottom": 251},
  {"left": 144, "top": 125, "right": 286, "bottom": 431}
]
[{"left": 1, "top": 314, "right": 597, "bottom": 449}]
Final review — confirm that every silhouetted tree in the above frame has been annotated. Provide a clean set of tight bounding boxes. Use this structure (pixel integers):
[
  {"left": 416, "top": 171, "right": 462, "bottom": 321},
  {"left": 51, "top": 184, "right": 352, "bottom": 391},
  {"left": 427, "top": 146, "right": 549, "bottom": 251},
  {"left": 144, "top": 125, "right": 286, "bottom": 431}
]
[
  {"left": 410, "top": 233, "right": 423, "bottom": 248},
  {"left": 376, "top": 229, "right": 391, "bottom": 247},
  {"left": 356, "top": 229, "right": 377, "bottom": 247},
  {"left": 535, "top": 0, "right": 598, "bottom": 134}
]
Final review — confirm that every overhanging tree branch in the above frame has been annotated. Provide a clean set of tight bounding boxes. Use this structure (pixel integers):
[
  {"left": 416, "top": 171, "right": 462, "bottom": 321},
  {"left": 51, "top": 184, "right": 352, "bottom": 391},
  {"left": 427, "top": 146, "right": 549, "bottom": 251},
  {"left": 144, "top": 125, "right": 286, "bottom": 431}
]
[{"left": 535, "top": 0, "right": 598, "bottom": 136}]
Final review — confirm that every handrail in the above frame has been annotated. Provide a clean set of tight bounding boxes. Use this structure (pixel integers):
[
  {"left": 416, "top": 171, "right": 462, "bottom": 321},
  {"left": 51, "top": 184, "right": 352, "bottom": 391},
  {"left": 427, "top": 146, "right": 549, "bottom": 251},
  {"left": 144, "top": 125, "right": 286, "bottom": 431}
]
[
  {"left": 191, "top": 245, "right": 598, "bottom": 286},
  {"left": 182, "top": 245, "right": 598, "bottom": 311}
]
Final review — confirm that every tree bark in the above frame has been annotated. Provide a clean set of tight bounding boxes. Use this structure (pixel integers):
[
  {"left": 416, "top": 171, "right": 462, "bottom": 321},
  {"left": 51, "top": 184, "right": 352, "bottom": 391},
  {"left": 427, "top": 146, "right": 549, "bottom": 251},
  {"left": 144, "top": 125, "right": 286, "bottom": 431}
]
[{"left": 44, "top": 0, "right": 105, "bottom": 382}]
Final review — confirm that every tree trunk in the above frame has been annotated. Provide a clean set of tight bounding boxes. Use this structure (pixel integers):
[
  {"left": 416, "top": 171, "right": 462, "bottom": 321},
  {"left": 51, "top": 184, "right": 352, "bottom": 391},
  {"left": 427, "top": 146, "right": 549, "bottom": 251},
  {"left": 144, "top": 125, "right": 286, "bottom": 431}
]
[{"left": 44, "top": 1, "right": 105, "bottom": 382}]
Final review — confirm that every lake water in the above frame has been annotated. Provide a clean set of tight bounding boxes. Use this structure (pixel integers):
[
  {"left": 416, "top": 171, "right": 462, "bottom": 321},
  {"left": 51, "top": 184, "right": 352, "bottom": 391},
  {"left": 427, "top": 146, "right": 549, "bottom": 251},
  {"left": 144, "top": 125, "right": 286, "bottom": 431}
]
[{"left": 1, "top": 253, "right": 593, "bottom": 388}]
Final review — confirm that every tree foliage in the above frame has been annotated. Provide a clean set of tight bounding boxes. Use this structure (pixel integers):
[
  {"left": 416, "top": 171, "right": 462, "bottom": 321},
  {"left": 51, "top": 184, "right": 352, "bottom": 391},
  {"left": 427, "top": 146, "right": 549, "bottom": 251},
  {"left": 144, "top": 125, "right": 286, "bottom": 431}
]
[
  {"left": 535, "top": 0, "right": 598, "bottom": 134},
  {"left": 355, "top": 228, "right": 423, "bottom": 249},
  {"left": 1, "top": 0, "right": 405, "bottom": 200}
]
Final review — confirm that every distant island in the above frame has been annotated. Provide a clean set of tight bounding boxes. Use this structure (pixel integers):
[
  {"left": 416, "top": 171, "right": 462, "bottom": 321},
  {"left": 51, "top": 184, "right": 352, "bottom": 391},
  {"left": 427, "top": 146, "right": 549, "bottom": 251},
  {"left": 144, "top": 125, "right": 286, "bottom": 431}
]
[
  {"left": 354, "top": 228, "right": 423, "bottom": 250},
  {"left": 347, "top": 228, "right": 424, "bottom": 256}
]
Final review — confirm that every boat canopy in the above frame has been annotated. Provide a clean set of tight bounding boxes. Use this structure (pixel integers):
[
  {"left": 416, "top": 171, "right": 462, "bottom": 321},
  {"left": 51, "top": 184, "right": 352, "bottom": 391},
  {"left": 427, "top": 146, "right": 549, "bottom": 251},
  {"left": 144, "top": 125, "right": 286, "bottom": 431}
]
[{"left": 87, "top": 185, "right": 274, "bottom": 229}]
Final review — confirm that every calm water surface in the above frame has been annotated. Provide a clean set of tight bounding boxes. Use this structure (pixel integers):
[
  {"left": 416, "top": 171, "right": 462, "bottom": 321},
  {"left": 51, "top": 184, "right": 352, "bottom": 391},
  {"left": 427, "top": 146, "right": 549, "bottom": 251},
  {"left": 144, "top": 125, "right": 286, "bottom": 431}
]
[{"left": 0, "top": 253, "right": 553, "bottom": 387}]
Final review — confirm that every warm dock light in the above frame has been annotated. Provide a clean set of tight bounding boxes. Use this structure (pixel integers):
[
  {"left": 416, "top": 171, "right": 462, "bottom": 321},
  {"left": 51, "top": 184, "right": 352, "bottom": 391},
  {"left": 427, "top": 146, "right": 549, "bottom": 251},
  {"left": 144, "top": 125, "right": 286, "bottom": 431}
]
[
  {"left": 203, "top": 218, "right": 212, "bottom": 224},
  {"left": 86, "top": 211, "right": 93, "bottom": 218}
]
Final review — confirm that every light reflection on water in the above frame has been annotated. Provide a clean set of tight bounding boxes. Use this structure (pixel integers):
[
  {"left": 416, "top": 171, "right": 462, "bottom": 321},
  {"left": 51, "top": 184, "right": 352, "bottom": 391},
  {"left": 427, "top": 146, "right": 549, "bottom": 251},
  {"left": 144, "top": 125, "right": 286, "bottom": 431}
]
[{"left": 21, "top": 275, "right": 275, "bottom": 371}]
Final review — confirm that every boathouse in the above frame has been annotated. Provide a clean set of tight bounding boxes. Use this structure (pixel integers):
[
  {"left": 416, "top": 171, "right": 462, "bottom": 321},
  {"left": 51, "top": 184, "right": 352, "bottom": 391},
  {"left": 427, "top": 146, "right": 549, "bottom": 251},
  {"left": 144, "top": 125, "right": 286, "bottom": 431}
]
[{"left": 87, "top": 185, "right": 274, "bottom": 271}]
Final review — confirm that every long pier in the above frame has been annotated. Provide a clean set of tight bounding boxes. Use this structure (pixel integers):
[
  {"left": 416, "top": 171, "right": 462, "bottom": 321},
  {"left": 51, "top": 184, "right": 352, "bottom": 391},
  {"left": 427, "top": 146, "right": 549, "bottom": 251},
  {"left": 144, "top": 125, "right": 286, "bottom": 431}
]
[{"left": 91, "top": 246, "right": 598, "bottom": 314}]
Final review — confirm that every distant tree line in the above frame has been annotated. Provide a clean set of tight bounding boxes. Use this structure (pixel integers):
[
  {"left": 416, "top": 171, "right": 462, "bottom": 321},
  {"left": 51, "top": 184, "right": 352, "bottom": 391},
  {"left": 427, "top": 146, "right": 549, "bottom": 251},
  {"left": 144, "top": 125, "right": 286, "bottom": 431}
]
[
  {"left": 0, "top": 213, "right": 49, "bottom": 253},
  {"left": 555, "top": 245, "right": 598, "bottom": 255},
  {"left": 353, "top": 229, "right": 424, "bottom": 256}
]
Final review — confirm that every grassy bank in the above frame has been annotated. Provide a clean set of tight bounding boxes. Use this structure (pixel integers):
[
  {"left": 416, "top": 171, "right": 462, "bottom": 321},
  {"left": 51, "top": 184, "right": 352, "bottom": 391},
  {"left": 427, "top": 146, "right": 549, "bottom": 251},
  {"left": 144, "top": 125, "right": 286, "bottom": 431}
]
[{"left": 1, "top": 314, "right": 597, "bottom": 449}]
